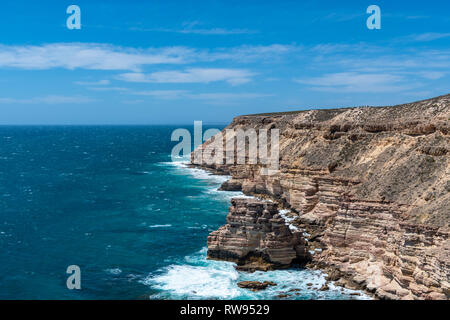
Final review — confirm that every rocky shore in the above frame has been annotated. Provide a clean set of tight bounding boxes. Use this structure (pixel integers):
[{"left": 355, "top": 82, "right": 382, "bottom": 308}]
[
  {"left": 193, "top": 94, "right": 449, "bottom": 300},
  {"left": 207, "top": 197, "right": 309, "bottom": 271}
]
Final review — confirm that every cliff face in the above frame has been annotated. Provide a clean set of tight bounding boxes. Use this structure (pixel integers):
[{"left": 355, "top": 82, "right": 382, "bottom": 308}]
[
  {"left": 195, "top": 94, "right": 449, "bottom": 300},
  {"left": 207, "top": 198, "right": 308, "bottom": 271}
]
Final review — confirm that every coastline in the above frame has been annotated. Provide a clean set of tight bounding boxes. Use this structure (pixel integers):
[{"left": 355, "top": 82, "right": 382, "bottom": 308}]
[
  {"left": 188, "top": 163, "right": 374, "bottom": 299},
  {"left": 189, "top": 94, "right": 449, "bottom": 300},
  {"left": 157, "top": 160, "right": 371, "bottom": 300}
]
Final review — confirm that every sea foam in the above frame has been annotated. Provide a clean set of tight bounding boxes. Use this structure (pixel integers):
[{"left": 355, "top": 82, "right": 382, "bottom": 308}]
[{"left": 149, "top": 159, "right": 371, "bottom": 300}]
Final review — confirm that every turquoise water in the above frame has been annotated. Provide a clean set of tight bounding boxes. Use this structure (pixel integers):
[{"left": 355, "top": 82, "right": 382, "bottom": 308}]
[{"left": 0, "top": 126, "right": 367, "bottom": 300}]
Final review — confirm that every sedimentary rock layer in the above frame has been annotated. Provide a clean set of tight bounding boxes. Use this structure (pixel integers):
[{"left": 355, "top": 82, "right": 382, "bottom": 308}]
[
  {"left": 196, "top": 94, "right": 450, "bottom": 299},
  {"left": 207, "top": 198, "right": 308, "bottom": 270}
]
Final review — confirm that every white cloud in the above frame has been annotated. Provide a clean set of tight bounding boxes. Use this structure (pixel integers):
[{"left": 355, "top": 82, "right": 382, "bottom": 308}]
[
  {"left": 187, "top": 92, "right": 273, "bottom": 100},
  {"left": 130, "top": 20, "right": 257, "bottom": 35},
  {"left": 0, "top": 43, "right": 295, "bottom": 72},
  {"left": 88, "top": 86, "right": 129, "bottom": 92},
  {"left": 74, "top": 79, "right": 110, "bottom": 86},
  {"left": 176, "top": 27, "right": 255, "bottom": 35},
  {"left": 121, "top": 99, "right": 145, "bottom": 104},
  {"left": 411, "top": 33, "right": 450, "bottom": 42},
  {"left": 393, "top": 32, "right": 450, "bottom": 44},
  {"left": 320, "top": 12, "right": 364, "bottom": 22},
  {"left": 207, "top": 44, "right": 296, "bottom": 62},
  {"left": 116, "top": 73, "right": 149, "bottom": 82},
  {"left": 0, "top": 95, "right": 97, "bottom": 104},
  {"left": 405, "top": 15, "right": 430, "bottom": 20},
  {"left": 298, "top": 46, "right": 450, "bottom": 94},
  {"left": 298, "top": 72, "right": 402, "bottom": 86},
  {"left": 133, "top": 90, "right": 189, "bottom": 99},
  {"left": 296, "top": 72, "right": 412, "bottom": 93},
  {"left": 417, "top": 71, "right": 446, "bottom": 80},
  {"left": 186, "top": 92, "right": 273, "bottom": 105},
  {"left": 118, "top": 68, "right": 255, "bottom": 85},
  {"left": 0, "top": 43, "right": 192, "bottom": 71},
  {"left": 132, "top": 90, "right": 272, "bottom": 102},
  {"left": 1, "top": 42, "right": 447, "bottom": 100}
]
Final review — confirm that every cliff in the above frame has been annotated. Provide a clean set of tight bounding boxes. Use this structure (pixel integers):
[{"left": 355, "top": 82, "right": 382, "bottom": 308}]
[
  {"left": 194, "top": 94, "right": 449, "bottom": 300},
  {"left": 207, "top": 198, "right": 309, "bottom": 271}
]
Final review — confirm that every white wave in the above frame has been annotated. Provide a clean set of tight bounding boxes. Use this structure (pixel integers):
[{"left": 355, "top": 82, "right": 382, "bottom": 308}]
[
  {"left": 151, "top": 157, "right": 371, "bottom": 300},
  {"left": 184, "top": 168, "right": 230, "bottom": 184},
  {"left": 142, "top": 248, "right": 240, "bottom": 299},
  {"left": 159, "top": 160, "right": 190, "bottom": 168},
  {"left": 149, "top": 224, "right": 172, "bottom": 228},
  {"left": 203, "top": 188, "right": 248, "bottom": 202},
  {"left": 142, "top": 247, "right": 370, "bottom": 300},
  {"left": 158, "top": 159, "right": 232, "bottom": 184},
  {"left": 187, "top": 224, "right": 208, "bottom": 229},
  {"left": 158, "top": 159, "right": 260, "bottom": 205},
  {"left": 105, "top": 268, "right": 122, "bottom": 275},
  {"left": 136, "top": 171, "right": 151, "bottom": 175},
  {"left": 240, "top": 268, "right": 371, "bottom": 300},
  {"left": 144, "top": 257, "right": 242, "bottom": 299},
  {"left": 278, "top": 209, "right": 299, "bottom": 231}
]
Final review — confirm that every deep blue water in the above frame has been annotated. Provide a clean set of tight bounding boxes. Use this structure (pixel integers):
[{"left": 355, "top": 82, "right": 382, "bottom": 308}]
[{"left": 0, "top": 126, "right": 367, "bottom": 300}]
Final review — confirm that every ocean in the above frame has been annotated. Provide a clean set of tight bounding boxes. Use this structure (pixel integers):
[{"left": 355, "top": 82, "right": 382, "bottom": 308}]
[{"left": 0, "top": 126, "right": 368, "bottom": 300}]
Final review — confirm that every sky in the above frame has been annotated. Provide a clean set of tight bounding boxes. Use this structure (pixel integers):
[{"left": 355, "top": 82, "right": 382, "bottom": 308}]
[{"left": 0, "top": 0, "right": 449, "bottom": 124}]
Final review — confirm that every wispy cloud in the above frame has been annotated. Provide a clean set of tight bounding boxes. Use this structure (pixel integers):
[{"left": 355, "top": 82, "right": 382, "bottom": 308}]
[
  {"left": 175, "top": 27, "right": 255, "bottom": 35},
  {"left": 88, "top": 86, "right": 129, "bottom": 92},
  {"left": 0, "top": 95, "right": 97, "bottom": 104},
  {"left": 411, "top": 32, "right": 450, "bottom": 42},
  {"left": 74, "top": 79, "right": 129, "bottom": 92},
  {"left": 1, "top": 41, "right": 447, "bottom": 102},
  {"left": 132, "top": 90, "right": 272, "bottom": 103},
  {"left": 74, "top": 79, "right": 110, "bottom": 86},
  {"left": 397, "top": 33, "right": 450, "bottom": 43},
  {"left": 293, "top": 43, "right": 450, "bottom": 95},
  {"left": 417, "top": 71, "right": 446, "bottom": 80},
  {"left": 188, "top": 92, "right": 273, "bottom": 106},
  {"left": 320, "top": 12, "right": 365, "bottom": 22},
  {"left": 133, "top": 27, "right": 256, "bottom": 35},
  {"left": 404, "top": 15, "right": 430, "bottom": 20},
  {"left": 206, "top": 44, "right": 296, "bottom": 63},
  {"left": 130, "top": 21, "right": 257, "bottom": 35},
  {"left": 294, "top": 43, "right": 450, "bottom": 94},
  {"left": 0, "top": 43, "right": 294, "bottom": 72},
  {"left": 296, "top": 72, "right": 412, "bottom": 93},
  {"left": 121, "top": 99, "right": 145, "bottom": 104},
  {"left": 187, "top": 92, "right": 273, "bottom": 101},
  {"left": 329, "top": 52, "right": 450, "bottom": 73},
  {"left": 118, "top": 68, "right": 255, "bottom": 85},
  {"left": 133, "top": 90, "right": 189, "bottom": 99},
  {"left": 0, "top": 43, "right": 192, "bottom": 71}
]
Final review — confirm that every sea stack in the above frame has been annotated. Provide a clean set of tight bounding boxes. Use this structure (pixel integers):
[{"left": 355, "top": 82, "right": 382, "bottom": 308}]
[{"left": 207, "top": 198, "right": 308, "bottom": 271}]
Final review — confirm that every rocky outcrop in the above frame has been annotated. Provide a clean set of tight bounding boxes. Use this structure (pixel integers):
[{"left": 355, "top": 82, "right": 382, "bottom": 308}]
[
  {"left": 207, "top": 198, "right": 308, "bottom": 270},
  {"left": 237, "top": 281, "right": 277, "bottom": 291},
  {"left": 314, "top": 199, "right": 449, "bottom": 300},
  {"left": 195, "top": 94, "right": 450, "bottom": 299}
]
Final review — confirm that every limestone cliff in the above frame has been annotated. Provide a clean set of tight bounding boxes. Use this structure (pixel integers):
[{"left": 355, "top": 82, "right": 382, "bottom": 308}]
[
  {"left": 194, "top": 94, "right": 449, "bottom": 300},
  {"left": 207, "top": 198, "right": 308, "bottom": 271}
]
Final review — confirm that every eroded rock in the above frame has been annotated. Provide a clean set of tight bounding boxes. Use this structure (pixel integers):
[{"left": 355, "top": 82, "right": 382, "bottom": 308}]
[
  {"left": 195, "top": 94, "right": 450, "bottom": 300},
  {"left": 207, "top": 198, "right": 309, "bottom": 269},
  {"left": 237, "top": 281, "right": 277, "bottom": 291}
]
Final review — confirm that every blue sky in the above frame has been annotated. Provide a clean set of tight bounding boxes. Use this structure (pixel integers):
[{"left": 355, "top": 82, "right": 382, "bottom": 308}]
[{"left": 0, "top": 0, "right": 449, "bottom": 124}]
